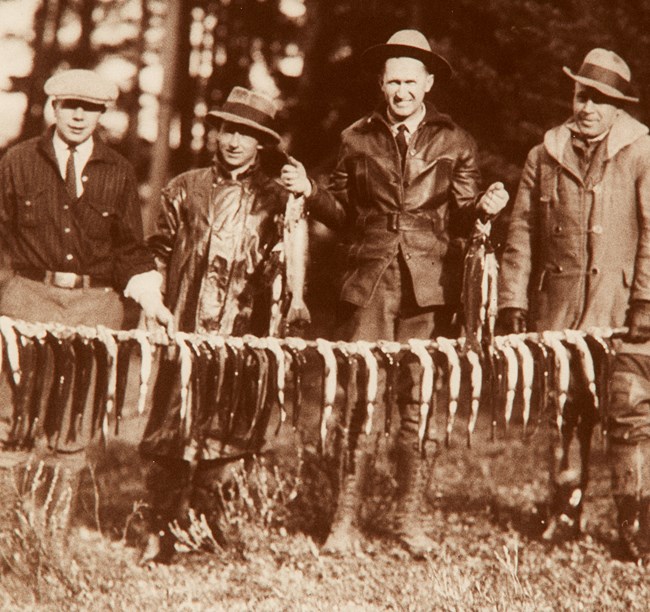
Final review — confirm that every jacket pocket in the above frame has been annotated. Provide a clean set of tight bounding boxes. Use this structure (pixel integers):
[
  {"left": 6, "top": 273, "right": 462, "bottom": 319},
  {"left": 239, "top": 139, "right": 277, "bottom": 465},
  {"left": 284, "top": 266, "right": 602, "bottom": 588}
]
[
  {"left": 81, "top": 199, "right": 115, "bottom": 239},
  {"left": 16, "top": 190, "right": 45, "bottom": 227}
]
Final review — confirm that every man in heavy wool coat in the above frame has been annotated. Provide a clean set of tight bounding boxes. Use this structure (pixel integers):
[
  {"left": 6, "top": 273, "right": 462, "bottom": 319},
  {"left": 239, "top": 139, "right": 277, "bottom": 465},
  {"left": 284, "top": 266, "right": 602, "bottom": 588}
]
[{"left": 498, "top": 48, "right": 650, "bottom": 561}]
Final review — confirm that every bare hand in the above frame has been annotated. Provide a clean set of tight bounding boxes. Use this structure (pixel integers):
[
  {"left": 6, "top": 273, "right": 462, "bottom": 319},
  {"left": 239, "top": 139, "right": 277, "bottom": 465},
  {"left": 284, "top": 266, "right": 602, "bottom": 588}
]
[
  {"left": 280, "top": 156, "right": 312, "bottom": 197},
  {"left": 478, "top": 182, "right": 509, "bottom": 218},
  {"left": 142, "top": 298, "right": 176, "bottom": 337}
]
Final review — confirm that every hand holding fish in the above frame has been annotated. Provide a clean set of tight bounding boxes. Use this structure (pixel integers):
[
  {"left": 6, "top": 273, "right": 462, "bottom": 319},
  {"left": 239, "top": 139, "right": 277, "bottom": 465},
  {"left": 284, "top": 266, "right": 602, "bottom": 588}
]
[
  {"left": 280, "top": 156, "right": 312, "bottom": 197},
  {"left": 477, "top": 181, "right": 509, "bottom": 218}
]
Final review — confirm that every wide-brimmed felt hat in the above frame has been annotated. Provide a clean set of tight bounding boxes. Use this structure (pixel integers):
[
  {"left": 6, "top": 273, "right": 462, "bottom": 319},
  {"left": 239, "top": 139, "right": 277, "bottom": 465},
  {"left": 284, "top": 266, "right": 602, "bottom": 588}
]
[
  {"left": 563, "top": 48, "right": 639, "bottom": 103},
  {"left": 361, "top": 29, "right": 452, "bottom": 81},
  {"left": 207, "top": 87, "right": 281, "bottom": 144},
  {"left": 44, "top": 69, "right": 119, "bottom": 106}
]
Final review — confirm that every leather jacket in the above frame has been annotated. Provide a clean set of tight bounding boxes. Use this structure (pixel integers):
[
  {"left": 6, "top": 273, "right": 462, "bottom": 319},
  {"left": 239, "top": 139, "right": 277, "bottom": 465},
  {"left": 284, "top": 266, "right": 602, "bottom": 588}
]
[{"left": 308, "top": 102, "right": 482, "bottom": 307}]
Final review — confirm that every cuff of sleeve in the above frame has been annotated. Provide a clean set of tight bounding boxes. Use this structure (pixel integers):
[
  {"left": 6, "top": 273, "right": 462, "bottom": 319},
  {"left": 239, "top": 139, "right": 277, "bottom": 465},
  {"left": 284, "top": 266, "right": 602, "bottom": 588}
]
[{"left": 124, "top": 270, "right": 164, "bottom": 305}]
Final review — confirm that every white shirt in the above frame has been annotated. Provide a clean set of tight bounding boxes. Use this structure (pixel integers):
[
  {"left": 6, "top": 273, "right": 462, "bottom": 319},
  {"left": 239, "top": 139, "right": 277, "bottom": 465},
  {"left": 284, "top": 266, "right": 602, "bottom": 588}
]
[
  {"left": 52, "top": 132, "right": 94, "bottom": 197},
  {"left": 388, "top": 104, "right": 426, "bottom": 143}
]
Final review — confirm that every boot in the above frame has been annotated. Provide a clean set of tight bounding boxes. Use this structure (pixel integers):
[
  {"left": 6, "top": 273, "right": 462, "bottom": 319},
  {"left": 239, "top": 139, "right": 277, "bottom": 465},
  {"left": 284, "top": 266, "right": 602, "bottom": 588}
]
[
  {"left": 139, "top": 457, "right": 189, "bottom": 565},
  {"left": 322, "top": 448, "right": 370, "bottom": 555},
  {"left": 393, "top": 445, "right": 436, "bottom": 559},
  {"left": 190, "top": 459, "right": 236, "bottom": 548},
  {"left": 614, "top": 495, "right": 644, "bottom": 562}
]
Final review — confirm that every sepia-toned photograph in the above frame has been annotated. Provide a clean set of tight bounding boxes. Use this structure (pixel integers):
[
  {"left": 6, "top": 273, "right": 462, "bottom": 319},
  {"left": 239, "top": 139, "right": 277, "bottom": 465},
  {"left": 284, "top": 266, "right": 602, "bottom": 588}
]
[{"left": 0, "top": 0, "right": 649, "bottom": 609}]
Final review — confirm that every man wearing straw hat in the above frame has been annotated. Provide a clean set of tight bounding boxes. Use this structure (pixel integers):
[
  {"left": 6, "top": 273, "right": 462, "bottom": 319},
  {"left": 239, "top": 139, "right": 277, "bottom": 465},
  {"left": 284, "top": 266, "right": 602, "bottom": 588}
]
[
  {"left": 497, "top": 49, "right": 650, "bottom": 561},
  {"left": 281, "top": 30, "right": 509, "bottom": 558},
  {"left": 134, "top": 86, "right": 292, "bottom": 564}
]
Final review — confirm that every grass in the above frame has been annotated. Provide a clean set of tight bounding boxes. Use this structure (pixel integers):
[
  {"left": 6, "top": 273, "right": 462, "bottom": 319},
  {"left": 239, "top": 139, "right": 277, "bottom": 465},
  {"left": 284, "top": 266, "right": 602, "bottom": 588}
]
[{"left": 0, "top": 388, "right": 649, "bottom": 610}]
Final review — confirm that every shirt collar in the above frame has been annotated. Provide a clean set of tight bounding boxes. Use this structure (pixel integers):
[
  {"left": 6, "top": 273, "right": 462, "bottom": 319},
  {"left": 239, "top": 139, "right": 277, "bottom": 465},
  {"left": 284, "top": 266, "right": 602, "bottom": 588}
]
[
  {"left": 387, "top": 104, "right": 426, "bottom": 135},
  {"left": 52, "top": 131, "right": 94, "bottom": 158}
]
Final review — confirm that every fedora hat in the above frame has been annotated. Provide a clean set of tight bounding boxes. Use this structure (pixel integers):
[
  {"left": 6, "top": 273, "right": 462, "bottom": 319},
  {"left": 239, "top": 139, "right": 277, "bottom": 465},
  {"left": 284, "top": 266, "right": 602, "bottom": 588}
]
[
  {"left": 207, "top": 86, "right": 281, "bottom": 143},
  {"left": 563, "top": 48, "right": 639, "bottom": 103},
  {"left": 361, "top": 29, "right": 452, "bottom": 81},
  {"left": 44, "top": 69, "right": 119, "bottom": 106}
]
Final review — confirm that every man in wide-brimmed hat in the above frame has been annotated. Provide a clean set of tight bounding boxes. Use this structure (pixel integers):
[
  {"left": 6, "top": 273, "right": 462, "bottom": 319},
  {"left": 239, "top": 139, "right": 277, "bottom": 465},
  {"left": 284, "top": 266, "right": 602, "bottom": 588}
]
[
  {"left": 498, "top": 48, "right": 650, "bottom": 561},
  {"left": 280, "top": 30, "right": 509, "bottom": 558},
  {"left": 134, "top": 86, "right": 295, "bottom": 564}
]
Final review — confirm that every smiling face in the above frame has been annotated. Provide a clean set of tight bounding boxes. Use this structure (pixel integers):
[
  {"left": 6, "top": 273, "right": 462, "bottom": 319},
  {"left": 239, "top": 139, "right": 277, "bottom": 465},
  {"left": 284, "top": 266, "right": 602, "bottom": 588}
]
[
  {"left": 380, "top": 57, "right": 434, "bottom": 121},
  {"left": 52, "top": 98, "right": 105, "bottom": 146},
  {"left": 572, "top": 84, "right": 619, "bottom": 139},
  {"left": 216, "top": 121, "right": 262, "bottom": 170}
]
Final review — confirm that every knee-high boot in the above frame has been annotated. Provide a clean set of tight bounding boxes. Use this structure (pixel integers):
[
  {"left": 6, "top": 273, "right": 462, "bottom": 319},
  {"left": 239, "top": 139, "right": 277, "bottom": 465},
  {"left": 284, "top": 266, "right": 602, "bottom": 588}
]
[
  {"left": 610, "top": 440, "right": 650, "bottom": 563},
  {"left": 393, "top": 443, "right": 436, "bottom": 558},
  {"left": 139, "top": 456, "right": 190, "bottom": 564},
  {"left": 322, "top": 445, "right": 371, "bottom": 554}
]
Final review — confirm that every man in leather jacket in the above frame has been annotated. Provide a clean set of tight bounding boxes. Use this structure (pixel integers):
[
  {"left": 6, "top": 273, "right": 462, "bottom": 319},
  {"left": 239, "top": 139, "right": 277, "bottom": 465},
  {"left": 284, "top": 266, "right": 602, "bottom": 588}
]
[
  {"left": 281, "top": 30, "right": 509, "bottom": 558},
  {"left": 498, "top": 49, "right": 650, "bottom": 561}
]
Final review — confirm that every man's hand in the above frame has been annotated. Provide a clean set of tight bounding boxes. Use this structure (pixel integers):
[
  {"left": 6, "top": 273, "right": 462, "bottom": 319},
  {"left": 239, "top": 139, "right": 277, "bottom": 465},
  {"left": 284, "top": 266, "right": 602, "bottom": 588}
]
[
  {"left": 496, "top": 307, "right": 527, "bottom": 334},
  {"left": 626, "top": 301, "right": 650, "bottom": 343},
  {"left": 141, "top": 295, "right": 176, "bottom": 337},
  {"left": 478, "top": 182, "right": 509, "bottom": 219},
  {"left": 280, "top": 156, "right": 312, "bottom": 197}
]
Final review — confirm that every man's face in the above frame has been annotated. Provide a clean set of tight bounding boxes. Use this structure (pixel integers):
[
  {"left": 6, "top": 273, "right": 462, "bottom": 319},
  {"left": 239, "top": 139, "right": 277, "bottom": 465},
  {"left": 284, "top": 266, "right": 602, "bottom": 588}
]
[
  {"left": 572, "top": 84, "right": 619, "bottom": 138},
  {"left": 217, "top": 121, "right": 261, "bottom": 170},
  {"left": 380, "top": 57, "right": 434, "bottom": 121},
  {"left": 53, "top": 99, "right": 104, "bottom": 145}
]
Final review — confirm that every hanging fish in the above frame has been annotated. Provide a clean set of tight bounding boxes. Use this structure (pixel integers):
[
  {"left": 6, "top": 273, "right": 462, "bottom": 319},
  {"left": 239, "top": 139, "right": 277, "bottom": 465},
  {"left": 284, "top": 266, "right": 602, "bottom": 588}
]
[
  {"left": 7, "top": 327, "right": 36, "bottom": 447},
  {"left": 356, "top": 341, "right": 379, "bottom": 437},
  {"left": 436, "top": 337, "right": 461, "bottom": 447},
  {"left": 315, "top": 337, "right": 337, "bottom": 451},
  {"left": 508, "top": 335, "right": 534, "bottom": 436},
  {"left": 494, "top": 336, "right": 519, "bottom": 434},
  {"left": 564, "top": 329, "right": 598, "bottom": 412},
  {"left": 21, "top": 326, "right": 49, "bottom": 448},
  {"left": 0, "top": 316, "right": 21, "bottom": 386},
  {"left": 133, "top": 329, "right": 154, "bottom": 415},
  {"left": 542, "top": 330, "right": 571, "bottom": 432},
  {"left": 268, "top": 242, "right": 286, "bottom": 337},
  {"left": 284, "top": 336, "right": 308, "bottom": 431},
  {"left": 265, "top": 336, "right": 287, "bottom": 427},
  {"left": 223, "top": 337, "right": 245, "bottom": 438},
  {"left": 585, "top": 328, "right": 615, "bottom": 443},
  {"left": 206, "top": 334, "right": 227, "bottom": 423},
  {"left": 486, "top": 344, "right": 505, "bottom": 440},
  {"left": 45, "top": 329, "right": 77, "bottom": 450},
  {"left": 67, "top": 332, "right": 96, "bottom": 444},
  {"left": 96, "top": 326, "right": 118, "bottom": 430},
  {"left": 457, "top": 337, "right": 482, "bottom": 448},
  {"left": 525, "top": 337, "right": 550, "bottom": 434},
  {"left": 113, "top": 339, "right": 134, "bottom": 436},
  {"left": 407, "top": 339, "right": 435, "bottom": 453},
  {"left": 335, "top": 342, "right": 360, "bottom": 476},
  {"left": 175, "top": 332, "right": 194, "bottom": 439},
  {"left": 460, "top": 221, "right": 498, "bottom": 349},
  {"left": 376, "top": 340, "right": 401, "bottom": 436},
  {"left": 283, "top": 193, "right": 311, "bottom": 329}
]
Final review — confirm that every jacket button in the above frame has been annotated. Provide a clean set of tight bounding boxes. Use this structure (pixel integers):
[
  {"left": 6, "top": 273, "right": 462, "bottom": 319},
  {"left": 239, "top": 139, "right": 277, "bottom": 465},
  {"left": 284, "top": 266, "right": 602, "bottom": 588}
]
[
  {"left": 591, "top": 266, "right": 600, "bottom": 275},
  {"left": 555, "top": 264, "right": 563, "bottom": 272},
  {"left": 25, "top": 200, "right": 31, "bottom": 206},
  {"left": 404, "top": 253, "right": 412, "bottom": 260},
  {"left": 591, "top": 224, "right": 603, "bottom": 234},
  {"left": 554, "top": 225, "right": 562, "bottom": 233}
]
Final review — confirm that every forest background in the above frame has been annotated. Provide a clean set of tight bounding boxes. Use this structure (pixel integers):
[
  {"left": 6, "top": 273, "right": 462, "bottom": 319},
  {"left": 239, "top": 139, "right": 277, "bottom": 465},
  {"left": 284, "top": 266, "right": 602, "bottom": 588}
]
[{"left": 1, "top": 0, "right": 649, "bottom": 332}]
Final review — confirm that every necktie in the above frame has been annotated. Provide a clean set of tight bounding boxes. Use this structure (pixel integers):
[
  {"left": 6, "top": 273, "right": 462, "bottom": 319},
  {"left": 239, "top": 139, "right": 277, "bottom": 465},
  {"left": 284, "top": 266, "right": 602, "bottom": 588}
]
[
  {"left": 395, "top": 124, "right": 408, "bottom": 169},
  {"left": 65, "top": 145, "right": 77, "bottom": 199}
]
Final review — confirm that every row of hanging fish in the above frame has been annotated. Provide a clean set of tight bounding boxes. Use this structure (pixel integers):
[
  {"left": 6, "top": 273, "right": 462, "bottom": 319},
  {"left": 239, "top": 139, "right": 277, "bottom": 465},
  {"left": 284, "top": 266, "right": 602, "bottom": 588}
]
[{"left": 0, "top": 315, "right": 623, "bottom": 454}]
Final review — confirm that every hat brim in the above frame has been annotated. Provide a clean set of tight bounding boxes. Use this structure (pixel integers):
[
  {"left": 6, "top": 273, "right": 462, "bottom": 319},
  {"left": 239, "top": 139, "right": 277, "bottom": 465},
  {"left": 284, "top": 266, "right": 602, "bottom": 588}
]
[
  {"left": 563, "top": 67, "right": 639, "bottom": 103},
  {"left": 206, "top": 110, "right": 281, "bottom": 144},
  {"left": 50, "top": 94, "right": 110, "bottom": 107},
  {"left": 361, "top": 43, "right": 452, "bottom": 81}
]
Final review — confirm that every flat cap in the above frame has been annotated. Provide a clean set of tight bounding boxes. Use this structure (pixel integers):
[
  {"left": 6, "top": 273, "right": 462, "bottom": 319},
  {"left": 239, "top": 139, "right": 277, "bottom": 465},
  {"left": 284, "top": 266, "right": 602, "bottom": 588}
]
[{"left": 44, "top": 69, "right": 119, "bottom": 105}]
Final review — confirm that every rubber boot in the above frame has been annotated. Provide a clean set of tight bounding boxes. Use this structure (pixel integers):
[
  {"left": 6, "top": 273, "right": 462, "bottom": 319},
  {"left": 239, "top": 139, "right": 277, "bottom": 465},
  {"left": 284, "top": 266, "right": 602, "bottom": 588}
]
[
  {"left": 322, "top": 447, "right": 370, "bottom": 555},
  {"left": 393, "top": 444, "right": 436, "bottom": 559},
  {"left": 139, "top": 457, "right": 189, "bottom": 565}
]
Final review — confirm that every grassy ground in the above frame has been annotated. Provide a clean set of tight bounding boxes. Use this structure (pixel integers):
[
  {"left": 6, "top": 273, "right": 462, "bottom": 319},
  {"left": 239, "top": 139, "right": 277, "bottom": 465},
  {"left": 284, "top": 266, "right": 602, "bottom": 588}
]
[{"left": 1, "top": 359, "right": 649, "bottom": 610}]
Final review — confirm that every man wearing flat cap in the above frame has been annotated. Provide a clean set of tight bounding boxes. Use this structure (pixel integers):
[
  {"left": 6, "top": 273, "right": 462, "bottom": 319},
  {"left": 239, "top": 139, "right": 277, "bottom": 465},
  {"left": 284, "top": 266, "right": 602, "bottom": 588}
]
[
  {"left": 0, "top": 69, "right": 172, "bottom": 447},
  {"left": 136, "top": 86, "right": 294, "bottom": 564},
  {"left": 498, "top": 49, "right": 650, "bottom": 561},
  {"left": 281, "top": 30, "right": 509, "bottom": 558}
]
